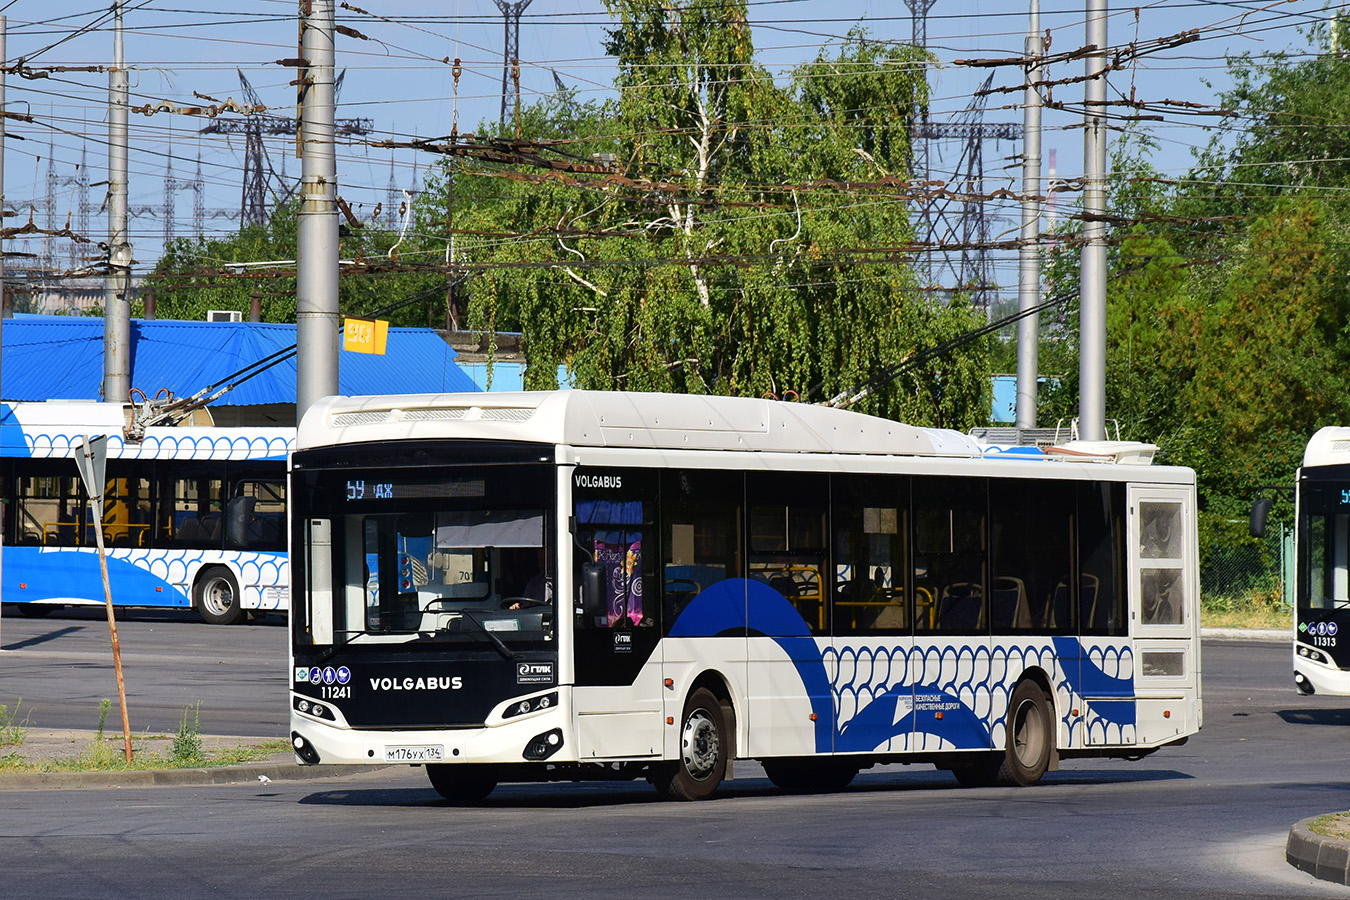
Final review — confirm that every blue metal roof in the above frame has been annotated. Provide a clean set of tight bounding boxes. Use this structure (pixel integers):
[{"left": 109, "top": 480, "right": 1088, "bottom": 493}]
[{"left": 1, "top": 315, "right": 480, "bottom": 404}]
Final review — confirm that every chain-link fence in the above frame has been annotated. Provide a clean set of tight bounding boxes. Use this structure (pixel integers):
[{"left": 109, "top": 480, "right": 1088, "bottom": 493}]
[{"left": 1200, "top": 524, "right": 1292, "bottom": 614}]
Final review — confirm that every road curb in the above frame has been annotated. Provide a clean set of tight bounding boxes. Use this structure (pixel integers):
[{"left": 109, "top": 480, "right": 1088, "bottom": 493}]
[
  {"left": 0, "top": 759, "right": 388, "bottom": 791},
  {"left": 1287, "top": 816, "right": 1350, "bottom": 885},
  {"left": 1200, "top": 628, "right": 1287, "bottom": 642}
]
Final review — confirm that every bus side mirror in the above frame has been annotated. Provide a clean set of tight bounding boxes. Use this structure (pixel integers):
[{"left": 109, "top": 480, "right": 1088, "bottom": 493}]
[
  {"left": 580, "top": 562, "right": 605, "bottom": 619},
  {"left": 1250, "top": 497, "right": 1273, "bottom": 538},
  {"left": 225, "top": 496, "right": 257, "bottom": 549}
]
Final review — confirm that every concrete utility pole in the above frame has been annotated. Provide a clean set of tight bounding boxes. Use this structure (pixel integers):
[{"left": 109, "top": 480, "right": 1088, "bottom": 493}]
[
  {"left": 1, "top": 16, "right": 7, "bottom": 649},
  {"left": 1016, "top": 0, "right": 1043, "bottom": 430},
  {"left": 1079, "top": 0, "right": 1109, "bottom": 442},
  {"left": 103, "top": 0, "right": 131, "bottom": 403},
  {"left": 295, "top": 0, "right": 340, "bottom": 424}
]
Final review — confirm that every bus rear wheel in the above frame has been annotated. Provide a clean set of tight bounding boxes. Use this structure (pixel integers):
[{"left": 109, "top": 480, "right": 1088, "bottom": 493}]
[
  {"left": 653, "top": 687, "right": 728, "bottom": 801},
  {"left": 195, "top": 567, "right": 244, "bottom": 625},
  {"left": 427, "top": 764, "right": 497, "bottom": 804},
  {"left": 996, "top": 679, "right": 1055, "bottom": 786}
]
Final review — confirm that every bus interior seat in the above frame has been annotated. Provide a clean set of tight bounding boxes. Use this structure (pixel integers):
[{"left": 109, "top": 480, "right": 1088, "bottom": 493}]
[
  {"left": 938, "top": 583, "right": 984, "bottom": 631},
  {"left": 177, "top": 519, "right": 203, "bottom": 542},
  {"left": 991, "top": 576, "right": 1030, "bottom": 630}
]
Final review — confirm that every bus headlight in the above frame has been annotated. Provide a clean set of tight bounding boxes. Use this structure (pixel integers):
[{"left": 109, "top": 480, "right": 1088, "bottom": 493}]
[
  {"left": 294, "top": 696, "right": 335, "bottom": 721},
  {"left": 503, "top": 692, "right": 558, "bottom": 720}
]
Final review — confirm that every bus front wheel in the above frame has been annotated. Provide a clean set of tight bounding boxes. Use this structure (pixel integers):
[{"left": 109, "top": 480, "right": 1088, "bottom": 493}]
[
  {"left": 194, "top": 567, "right": 244, "bottom": 626},
  {"left": 427, "top": 764, "right": 497, "bottom": 804},
  {"left": 653, "top": 687, "right": 729, "bottom": 801}
]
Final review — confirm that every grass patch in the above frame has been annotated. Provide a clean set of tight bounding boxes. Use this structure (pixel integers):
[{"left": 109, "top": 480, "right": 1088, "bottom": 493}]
[
  {"left": 0, "top": 698, "right": 289, "bottom": 774},
  {"left": 0, "top": 736, "right": 291, "bottom": 774},
  {"left": 0, "top": 697, "right": 29, "bottom": 748},
  {"left": 1201, "top": 586, "right": 1289, "bottom": 631},
  {"left": 1310, "top": 812, "right": 1350, "bottom": 840}
]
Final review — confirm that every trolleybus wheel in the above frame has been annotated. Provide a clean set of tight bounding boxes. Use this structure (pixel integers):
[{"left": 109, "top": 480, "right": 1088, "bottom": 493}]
[
  {"left": 195, "top": 567, "right": 244, "bottom": 626},
  {"left": 427, "top": 764, "right": 497, "bottom": 804},
  {"left": 15, "top": 603, "right": 57, "bottom": 618},
  {"left": 654, "top": 687, "right": 728, "bottom": 801},
  {"left": 996, "top": 679, "right": 1055, "bottom": 786}
]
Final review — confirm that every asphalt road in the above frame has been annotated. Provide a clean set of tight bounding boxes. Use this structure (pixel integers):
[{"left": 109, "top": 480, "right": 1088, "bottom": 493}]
[
  {"left": 0, "top": 605, "right": 289, "bottom": 737},
  {"left": 1, "top": 611, "right": 1348, "bottom": 898}
]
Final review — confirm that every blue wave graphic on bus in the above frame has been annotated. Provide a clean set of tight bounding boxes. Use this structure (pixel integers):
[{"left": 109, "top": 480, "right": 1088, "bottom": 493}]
[
  {"left": 3, "top": 547, "right": 187, "bottom": 605},
  {"left": 668, "top": 577, "right": 1136, "bottom": 752}
]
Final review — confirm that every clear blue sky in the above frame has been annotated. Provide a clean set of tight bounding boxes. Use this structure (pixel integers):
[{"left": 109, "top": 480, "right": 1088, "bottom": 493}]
[{"left": 0, "top": 0, "right": 1334, "bottom": 291}]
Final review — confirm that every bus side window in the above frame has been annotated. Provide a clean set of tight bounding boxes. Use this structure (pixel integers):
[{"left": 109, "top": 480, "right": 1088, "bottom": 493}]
[
  {"left": 831, "top": 473, "right": 909, "bottom": 635},
  {"left": 661, "top": 469, "right": 744, "bottom": 634},
  {"left": 748, "top": 472, "right": 828, "bottom": 635},
  {"left": 914, "top": 476, "right": 988, "bottom": 634}
]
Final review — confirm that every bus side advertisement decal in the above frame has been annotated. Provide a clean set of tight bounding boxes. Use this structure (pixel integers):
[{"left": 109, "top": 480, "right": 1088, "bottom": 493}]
[{"left": 669, "top": 578, "right": 1138, "bottom": 753}]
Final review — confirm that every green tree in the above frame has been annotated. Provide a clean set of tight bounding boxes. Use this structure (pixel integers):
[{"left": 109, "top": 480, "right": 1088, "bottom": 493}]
[
  {"left": 149, "top": 198, "right": 444, "bottom": 327},
  {"left": 424, "top": 5, "right": 992, "bottom": 427}
]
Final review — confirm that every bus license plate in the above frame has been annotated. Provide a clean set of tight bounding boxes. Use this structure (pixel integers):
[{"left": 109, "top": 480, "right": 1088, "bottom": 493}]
[{"left": 384, "top": 744, "right": 445, "bottom": 763}]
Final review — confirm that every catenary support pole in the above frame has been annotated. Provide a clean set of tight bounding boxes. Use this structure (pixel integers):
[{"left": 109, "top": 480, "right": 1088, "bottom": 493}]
[
  {"left": 1015, "top": 0, "right": 1043, "bottom": 430},
  {"left": 296, "top": 0, "right": 339, "bottom": 425},
  {"left": 1078, "top": 0, "right": 1108, "bottom": 441},
  {"left": 103, "top": 0, "right": 131, "bottom": 403},
  {"left": 0, "top": 16, "right": 6, "bottom": 648}
]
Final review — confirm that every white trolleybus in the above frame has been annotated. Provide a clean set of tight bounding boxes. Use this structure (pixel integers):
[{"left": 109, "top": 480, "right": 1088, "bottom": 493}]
[
  {"left": 286, "top": 391, "right": 1201, "bottom": 801},
  {"left": 1, "top": 401, "right": 292, "bottom": 625},
  {"left": 1264, "top": 427, "right": 1350, "bottom": 695}
]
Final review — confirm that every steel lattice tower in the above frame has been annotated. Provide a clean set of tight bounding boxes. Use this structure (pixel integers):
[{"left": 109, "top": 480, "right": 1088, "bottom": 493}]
[
  {"left": 494, "top": 0, "right": 534, "bottom": 128},
  {"left": 202, "top": 69, "right": 373, "bottom": 226},
  {"left": 906, "top": 1, "right": 1020, "bottom": 310}
]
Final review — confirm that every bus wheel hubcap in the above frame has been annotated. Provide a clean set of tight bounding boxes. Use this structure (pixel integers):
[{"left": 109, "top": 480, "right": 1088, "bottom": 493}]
[
  {"left": 1012, "top": 699, "right": 1046, "bottom": 767},
  {"left": 681, "top": 710, "right": 719, "bottom": 779},
  {"left": 204, "top": 580, "right": 233, "bottom": 615}
]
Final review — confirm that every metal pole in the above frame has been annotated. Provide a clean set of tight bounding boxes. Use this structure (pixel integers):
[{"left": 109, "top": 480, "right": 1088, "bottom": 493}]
[
  {"left": 78, "top": 436, "right": 133, "bottom": 763},
  {"left": 1079, "top": 0, "right": 1108, "bottom": 441},
  {"left": 1015, "top": 0, "right": 1043, "bottom": 430},
  {"left": 295, "top": 0, "right": 339, "bottom": 425},
  {"left": 92, "top": 496, "right": 133, "bottom": 763},
  {"left": 0, "top": 17, "right": 6, "bottom": 650},
  {"left": 103, "top": 0, "right": 131, "bottom": 404}
]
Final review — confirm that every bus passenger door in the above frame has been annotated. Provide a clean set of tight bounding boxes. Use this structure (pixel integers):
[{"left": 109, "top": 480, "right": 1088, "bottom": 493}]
[
  {"left": 571, "top": 468, "right": 665, "bottom": 761},
  {"left": 1121, "top": 485, "right": 1199, "bottom": 747}
]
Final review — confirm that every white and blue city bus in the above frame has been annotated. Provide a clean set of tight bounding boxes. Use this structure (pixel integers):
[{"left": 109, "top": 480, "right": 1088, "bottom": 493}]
[
  {"left": 1261, "top": 427, "right": 1350, "bottom": 695},
  {"left": 287, "top": 391, "right": 1202, "bottom": 801},
  {"left": 1, "top": 401, "right": 293, "bottom": 624}
]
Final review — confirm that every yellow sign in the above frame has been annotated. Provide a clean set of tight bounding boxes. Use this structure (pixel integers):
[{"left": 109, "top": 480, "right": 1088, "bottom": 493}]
[{"left": 343, "top": 317, "right": 388, "bottom": 355}]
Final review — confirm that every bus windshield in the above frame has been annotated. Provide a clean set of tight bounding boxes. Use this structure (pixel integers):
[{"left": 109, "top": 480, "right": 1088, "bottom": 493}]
[
  {"left": 294, "top": 462, "right": 555, "bottom": 651},
  {"left": 1300, "top": 482, "right": 1350, "bottom": 610}
]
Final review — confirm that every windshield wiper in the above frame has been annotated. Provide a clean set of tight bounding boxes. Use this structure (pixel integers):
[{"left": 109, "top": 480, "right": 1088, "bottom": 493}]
[{"left": 448, "top": 610, "right": 521, "bottom": 660}]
